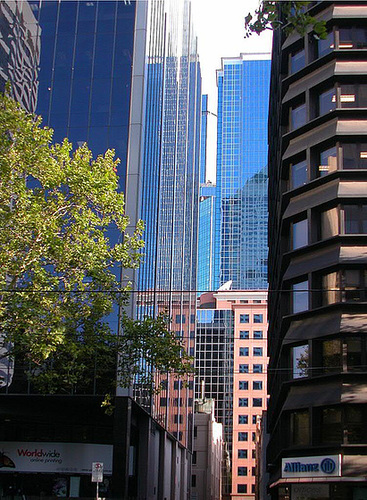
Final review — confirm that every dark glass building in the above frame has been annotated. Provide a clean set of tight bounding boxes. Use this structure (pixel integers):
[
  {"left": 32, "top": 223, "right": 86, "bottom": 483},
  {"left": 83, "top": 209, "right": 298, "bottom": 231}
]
[
  {"left": 0, "top": 1, "right": 201, "bottom": 498},
  {"left": 267, "top": 2, "right": 367, "bottom": 499}
]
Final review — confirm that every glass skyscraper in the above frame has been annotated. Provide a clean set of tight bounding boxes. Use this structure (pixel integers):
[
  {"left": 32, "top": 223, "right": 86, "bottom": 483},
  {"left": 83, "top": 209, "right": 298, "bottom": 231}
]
[{"left": 215, "top": 53, "right": 271, "bottom": 290}]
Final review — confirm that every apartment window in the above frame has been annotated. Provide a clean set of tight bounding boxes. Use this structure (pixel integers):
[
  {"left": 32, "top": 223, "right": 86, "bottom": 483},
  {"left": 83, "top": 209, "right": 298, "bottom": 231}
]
[
  {"left": 238, "top": 432, "right": 248, "bottom": 441},
  {"left": 240, "top": 347, "right": 249, "bottom": 356},
  {"left": 252, "top": 431, "right": 256, "bottom": 441},
  {"left": 318, "top": 145, "right": 337, "bottom": 177},
  {"left": 253, "top": 381, "right": 263, "bottom": 390},
  {"left": 239, "top": 381, "right": 248, "bottom": 390},
  {"left": 240, "top": 314, "right": 249, "bottom": 323},
  {"left": 238, "top": 449, "right": 248, "bottom": 459},
  {"left": 292, "top": 218, "right": 308, "bottom": 249},
  {"left": 238, "top": 485, "right": 247, "bottom": 494},
  {"left": 252, "top": 449, "right": 256, "bottom": 459},
  {"left": 292, "top": 280, "right": 309, "bottom": 313},
  {"left": 239, "top": 415, "right": 248, "bottom": 424},
  {"left": 175, "top": 314, "right": 185, "bottom": 323},
  {"left": 191, "top": 475, "right": 196, "bottom": 488},
  {"left": 290, "top": 47, "right": 305, "bottom": 74},
  {"left": 253, "top": 347, "right": 263, "bottom": 357},
  {"left": 252, "top": 415, "right": 258, "bottom": 424},
  {"left": 238, "top": 466, "right": 248, "bottom": 476},
  {"left": 160, "top": 397, "right": 167, "bottom": 406},
  {"left": 322, "top": 270, "right": 367, "bottom": 304},
  {"left": 292, "top": 344, "right": 309, "bottom": 379},
  {"left": 239, "top": 398, "right": 249, "bottom": 408},
  {"left": 342, "top": 143, "right": 367, "bottom": 169},
  {"left": 173, "top": 398, "right": 183, "bottom": 407},
  {"left": 253, "top": 398, "right": 263, "bottom": 407},
  {"left": 240, "top": 330, "right": 249, "bottom": 339},
  {"left": 253, "top": 364, "right": 263, "bottom": 373},
  {"left": 254, "top": 330, "right": 263, "bottom": 339},
  {"left": 339, "top": 27, "right": 367, "bottom": 49},
  {"left": 194, "top": 426, "right": 197, "bottom": 438},
  {"left": 190, "top": 314, "right": 195, "bottom": 324},
  {"left": 192, "top": 451, "right": 197, "bottom": 465},
  {"left": 174, "top": 380, "right": 183, "bottom": 390},
  {"left": 239, "top": 364, "right": 249, "bottom": 373},
  {"left": 290, "top": 101, "right": 306, "bottom": 130},
  {"left": 254, "top": 314, "right": 263, "bottom": 323},
  {"left": 318, "top": 87, "right": 336, "bottom": 116},
  {"left": 343, "top": 205, "right": 367, "bottom": 234},
  {"left": 291, "top": 410, "right": 310, "bottom": 446},
  {"left": 290, "top": 158, "right": 308, "bottom": 188}
]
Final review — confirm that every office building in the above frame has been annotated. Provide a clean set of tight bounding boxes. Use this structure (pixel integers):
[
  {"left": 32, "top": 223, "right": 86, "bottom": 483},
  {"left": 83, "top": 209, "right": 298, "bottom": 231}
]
[
  {"left": 192, "top": 397, "right": 223, "bottom": 500},
  {"left": 214, "top": 54, "right": 271, "bottom": 290},
  {"left": 198, "top": 181, "right": 216, "bottom": 294},
  {"left": 267, "top": 2, "right": 367, "bottom": 499},
  {"left": 196, "top": 288, "right": 268, "bottom": 499},
  {"left": 0, "top": 1, "right": 201, "bottom": 498}
]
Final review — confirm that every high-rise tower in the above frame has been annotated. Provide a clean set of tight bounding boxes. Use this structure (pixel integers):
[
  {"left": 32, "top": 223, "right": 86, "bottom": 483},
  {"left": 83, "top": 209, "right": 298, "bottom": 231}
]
[
  {"left": 268, "top": 2, "right": 367, "bottom": 499},
  {"left": 215, "top": 54, "right": 271, "bottom": 290}
]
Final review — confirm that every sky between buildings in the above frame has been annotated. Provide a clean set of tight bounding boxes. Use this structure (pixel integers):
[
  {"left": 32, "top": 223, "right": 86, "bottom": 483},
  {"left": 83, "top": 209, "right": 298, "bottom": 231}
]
[{"left": 190, "top": 0, "right": 273, "bottom": 181}]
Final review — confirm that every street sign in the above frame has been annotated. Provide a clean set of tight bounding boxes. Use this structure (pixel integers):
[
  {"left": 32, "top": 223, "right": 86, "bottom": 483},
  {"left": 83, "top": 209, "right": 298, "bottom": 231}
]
[{"left": 91, "top": 462, "right": 104, "bottom": 483}]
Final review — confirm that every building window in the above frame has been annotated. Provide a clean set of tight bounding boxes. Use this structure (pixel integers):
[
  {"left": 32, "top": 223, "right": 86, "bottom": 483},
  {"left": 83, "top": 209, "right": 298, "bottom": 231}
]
[
  {"left": 238, "top": 466, "right": 248, "bottom": 476},
  {"left": 190, "top": 314, "right": 195, "bottom": 323},
  {"left": 321, "top": 207, "right": 339, "bottom": 239},
  {"left": 254, "top": 314, "right": 263, "bottom": 323},
  {"left": 160, "top": 397, "right": 167, "bottom": 406},
  {"left": 239, "top": 415, "right": 248, "bottom": 424},
  {"left": 174, "top": 414, "right": 183, "bottom": 424},
  {"left": 239, "top": 398, "right": 249, "bottom": 408},
  {"left": 252, "top": 415, "right": 258, "bottom": 424},
  {"left": 239, "top": 381, "right": 248, "bottom": 390},
  {"left": 238, "top": 432, "right": 248, "bottom": 441},
  {"left": 173, "top": 398, "right": 183, "bottom": 407},
  {"left": 240, "top": 330, "right": 249, "bottom": 339},
  {"left": 339, "top": 26, "right": 367, "bottom": 49},
  {"left": 240, "top": 314, "right": 249, "bottom": 323},
  {"left": 238, "top": 484, "right": 247, "bottom": 494},
  {"left": 342, "top": 143, "right": 367, "bottom": 169},
  {"left": 292, "top": 344, "right": 309, "bottom": 379},
  {"left": 290, "top": 101, "right": 306, "bottom": 130},
  {"left": 317, "top": 30, "right": 334, "bottom": 57},
  {"left": 321, "top": 407, "right": 342, "bottom": 444},
  {"left": 192, "top": 474, "right": 196, "bottom": 488},
  {"left": 292, "top": 280, "right": 309, "bottom": 313},
  {"left": 175, "top": 314, "right": 185, "bottom": 323},
  {"left": 252, "top": 449, "right": 256, "bottom": 459},
  {"left": 238, "top": 449, "right": 248, "bottom": 459},
  {"left": 318, "top": 87, "right": 336, "bottom": 116},
  {"left": 254, "top": 330, "right": 263, "bottom": 339},
  {"left": 318, "top": 145, "right": 337, "bottom": 176},
  {"left": 239, "top": 364, "right": 249, "bottom": 373},
  {"left": 290, "top": 157, "right": 308, "bottom": 188},
  {"left": 174, "top": 380, "right": 183, "bottom": 390},
  {"left": 290, "top": 47, "right": 305, "bottom": 74},
  {"left": 322, "top": 339, "right": 342, "bottom": 373},
  {"left": 240, "top": 347, "right": 249, "bottom": 356},
  {"left": 194, "top": 426, "right": 197, "bottom": 438},
  {"left": 343, "top": 205, "right": 367, "bottom": 234},
  {"left": 322, "top": 270, "right": 367, "bottom": 304},
  {"left": 253, "top": 398, "right": 263, "bottom": 407},
  {"left": 253, "top": 381, "right": 263, "bottom": 390},
  {"left": 253, "top": 364, "right": 263, "bottom": 373},
  {"left": 253, "top": 347, "right": 263, "bottom": 357},
  {"left": 340, "top": 84, "right": 367, "bottom": 108},
  {"left": 291, "top": 410, "right": 310, "bottom": 446},
  {"left": 192, "top": 451, "right": 197, "bottom": 465},
  {"left": 292, "top": 218, "right": 308, "bottom": 249}
]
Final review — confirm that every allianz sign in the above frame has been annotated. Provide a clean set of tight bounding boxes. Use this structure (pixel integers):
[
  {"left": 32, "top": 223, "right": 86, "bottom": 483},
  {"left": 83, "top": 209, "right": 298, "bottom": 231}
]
[{"left": 282, "top": 455, "right": 341, "bottom": 478}]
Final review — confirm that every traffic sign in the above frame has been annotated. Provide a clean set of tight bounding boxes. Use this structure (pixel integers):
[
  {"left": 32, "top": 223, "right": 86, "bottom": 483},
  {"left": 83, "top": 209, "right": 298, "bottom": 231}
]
[{"left": 91, "top": 462, "right": 104, "bottom": 483}]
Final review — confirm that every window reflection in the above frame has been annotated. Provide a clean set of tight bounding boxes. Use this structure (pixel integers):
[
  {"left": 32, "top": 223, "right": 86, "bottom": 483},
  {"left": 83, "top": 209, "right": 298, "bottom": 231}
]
[
  {"left": 321, "top": 207, "right": 339, "bottom": 239},
  {"left": 322, "top": 339, "right": 341, "bottom": 373},
  {"left": 342, "top": 143, "right": 367, "bottom": 169},
  {"left": 339, "top": 27, "right": 367, "bottom": 49},
  {"left": 291, "top": 102, "right": 306, "bottom": 130},
  {"left": 292, "top": 218, "right": 308, "bottom": 249},
  {"left": 292, "top": 344, "right": 309, "bottom": 378},
  {"left": 291, "top": 410, "right": 309, "bottom": 445},
  {"left": 290, "top": 48, "right": 305, "bottom": 74},
  {"left": 292, "top": 280, "right": 309, "bottom": 313},
  {"left": 319, "top": 88, "right": 336, "bottom": 115},
  {"left": 290, "top": 158, "right": 308, "bottom": 188},
  {"left": 317, "top": 31, "right": 334, "bottom": 57}
]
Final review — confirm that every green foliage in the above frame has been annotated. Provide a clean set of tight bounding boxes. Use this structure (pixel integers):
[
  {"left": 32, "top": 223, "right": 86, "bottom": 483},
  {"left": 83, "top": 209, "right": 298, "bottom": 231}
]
[
  {"left": 0, "top": 92, "right": 194, "bottom": 395},
  {"left": 245, "top": 1, "right": 327, "bottom": 39}
]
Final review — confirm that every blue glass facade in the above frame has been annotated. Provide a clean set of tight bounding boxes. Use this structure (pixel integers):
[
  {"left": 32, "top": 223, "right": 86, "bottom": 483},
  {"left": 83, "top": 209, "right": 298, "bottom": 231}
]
[
  {"left": 200, "top": 94, "right": 208, "bottom": 184},
  {"left": 215, "top": 54, "right": 271, "bottom": 290},
  {"left": 198, "top": 183, "right": 216, "bottom": 293}
]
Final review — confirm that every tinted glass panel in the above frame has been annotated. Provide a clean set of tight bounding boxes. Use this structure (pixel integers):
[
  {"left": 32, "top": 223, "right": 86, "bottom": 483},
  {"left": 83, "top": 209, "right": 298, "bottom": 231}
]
[{"left": 291, "top": 159, "right": 307, "bottom": 188}]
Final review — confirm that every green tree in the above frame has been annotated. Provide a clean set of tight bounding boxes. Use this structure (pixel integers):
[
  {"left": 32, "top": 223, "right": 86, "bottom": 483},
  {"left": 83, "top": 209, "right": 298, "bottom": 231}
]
[
  {"left": 245, "top": 1, "right": 327, "bottom": 39},
  {"left": 0, "top": 91, "right": 193, "bottom": 395}
]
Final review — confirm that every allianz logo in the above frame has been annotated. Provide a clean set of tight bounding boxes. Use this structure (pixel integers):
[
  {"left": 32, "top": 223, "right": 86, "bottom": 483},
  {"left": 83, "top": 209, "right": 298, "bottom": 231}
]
[{"left": 283, "top": 458, "right": 336, "bottom": 474}]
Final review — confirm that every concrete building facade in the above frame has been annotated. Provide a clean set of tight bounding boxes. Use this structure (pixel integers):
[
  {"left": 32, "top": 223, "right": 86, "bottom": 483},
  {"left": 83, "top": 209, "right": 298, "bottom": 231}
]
[
  {"left": 267, "top": 2, "right": 367, "bottom": 499},
  {"left": 196, "top": 289, "right": 268, "bottom": 499}
]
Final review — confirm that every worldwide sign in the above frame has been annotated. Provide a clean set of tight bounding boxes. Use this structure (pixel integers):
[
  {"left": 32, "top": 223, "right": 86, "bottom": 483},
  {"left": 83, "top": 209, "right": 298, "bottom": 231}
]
[{"left": 282, "top": 455, "right": 341, "bottom": 478}]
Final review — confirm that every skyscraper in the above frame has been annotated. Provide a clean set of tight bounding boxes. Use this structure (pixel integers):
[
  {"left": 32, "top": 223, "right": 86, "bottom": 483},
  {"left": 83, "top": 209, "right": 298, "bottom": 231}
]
[
  {"left": 0, "top": 1, "right": 201, "bottom": 497},
  {"left": 215, "top": 53, "right": 271, "bottom": 290},
  {"left": 268, "top": 2, "right": 367, "bottom": 499}
]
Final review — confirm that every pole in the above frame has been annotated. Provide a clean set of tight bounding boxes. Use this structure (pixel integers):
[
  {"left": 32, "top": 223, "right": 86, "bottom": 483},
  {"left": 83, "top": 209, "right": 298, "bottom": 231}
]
[{"left": 96, "top": 480, "right": 99, "bottom": 500}]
